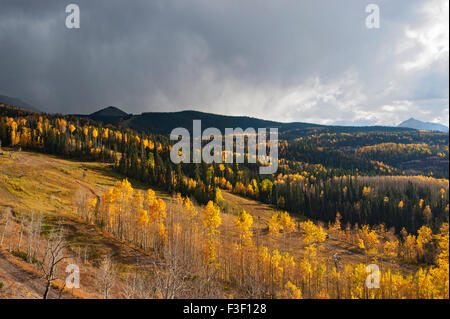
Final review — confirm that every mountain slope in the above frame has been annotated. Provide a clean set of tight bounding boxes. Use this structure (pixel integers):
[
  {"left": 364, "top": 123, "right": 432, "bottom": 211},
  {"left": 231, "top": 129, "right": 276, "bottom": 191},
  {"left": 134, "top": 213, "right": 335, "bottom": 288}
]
[
  {"left": 398, "top": 118, "right": 449, "bottom": 132},
  {"left": 128, "top": 110, "right": 289, "bottom": 134},
  {"left": 0, "top": 94, "right": 40, "bottom": 113},
  {"left": 73, "top": 107, "right": 415, "bottom": 138},
  {"left": 128, "top": 110, "right": 417, "bottom": 136}
]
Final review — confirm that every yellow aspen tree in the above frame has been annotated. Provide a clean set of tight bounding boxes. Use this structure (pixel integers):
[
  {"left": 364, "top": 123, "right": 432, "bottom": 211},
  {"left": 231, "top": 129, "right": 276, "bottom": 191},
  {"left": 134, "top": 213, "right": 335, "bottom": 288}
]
[
  {"left": 183, "top": 197, "right": 198, "bottom": 220},
  {"left": 328, "top": 212, "right": 341, "bottom": 236},
  {"left": 298, "top": 245, "right": 317, "bottom": 298},
  {"left": 139, "top": 209, "right": 149, "bottom": 224},
  {"left": 8, "top": 120, "right": 18, "bottom": 145},
  {"left": 138, "top": 205, "right": 150, "bottom": 249},
  {"left": 112, "top": 179, "right": 133, "bottom": 239},
  {"left": 102, "top": 128, "right": 109, "bottom": 139},
  {"left": 215, "top": 187, "right": 226, "bottom": 209},
  {"left": 219, "top": 164, "right": 225, "bottom": 177},
  {"left": 131, "top": 191, "right": 145, "bottom": 241},
  {"left": 251, "top": 179, "right": 259, "bottom": 197},
  {"left": 148, "top": 139, "right": 154, "bottom": 150},
  {"left": 234, "top": 209, "right": 253, "bottom": 284},
  {"left": 298, "top": 258, "right": 312, "bottom": 294},
  {"left": 422, "top": 205, "right": 432, "bottom": 224},
  {"left": 102, "top": 188, "right": 116, "bottom": 230},
  {"left": 331, "top": 266, "right": 342, "bottom": 298},
  {"left": 234, "top": 209, "right": 253, "bottom": 247},
  {"left": 57, "top": 119, "right": 67, "bottom": 133},
  {"left": 145, "top": 189, "right": 156, "bottom": 210},
  {"left": 419, "top": 198, "right": 424, "bottom": 209},
  {"left": 300, "top": 220, "right": 327, "bottom": 245},
  {"left": 269, "top": 211, "right": 296, "bottom": 250},
  {"left": 202, "top": 201, "right": 222, "bottom": 266},
  {"left": 403, "top": 234, "right": 417, "bottom": 262},
  {"left": 37, "top": 121, "right": 43, "bottom": 134},
  {"left": 362, "top": 186, "right": 371, "bottom": 197},
  {"left": 175, "top": 193, "right": 183, "bottom": 205},
  {"left": 414, "top": 268, "right": 436, "bottom": 298},
  {"left": 281, "top": 252, "right": 295, "bottom": 286},
  {"left": 281, "top": 281, "right": 302, "bottom": 299},
  {"left": 270, "top": 249, "right": 283, "bottom": 288},
  {"left": 142, "top": 138, "right": 149, "bottom": 149},
  {"left": 157, "top": 222, "right": 167, "bottom": 244},
  {"left": 417, "top": 225, "right": 432, "bottom": 257},
  {"left": 150, "top": 198, "right": 166, "bottom": 223},
  {"left": 150, "top": 198, "right": 167, "bottom": 248},
  {"left": 268, "top": 213, "right": 282, "bottom": 237},
  {"left": 85, "top": 197, "right": 97, "bottom": 223},
  {"left": 349, "top": 264, "right": 367, "bottom": 299},
  {"left": 383, "top": 240, "right": 399, "bottom": 258},
  {"left": 269, "top": 211, "right": 296, "bottom": 236},
  {"left": 20, "top": 128, "right": 30, "bottom": 147},
  {"left": 430, "top": 223, "right": 449, "bottom": 298},
  {"left": 357, "top": 225, "right": 379, "bottom": 255},
  {"left": 257, "top": 245, "right": 271, "bottom": 283}
]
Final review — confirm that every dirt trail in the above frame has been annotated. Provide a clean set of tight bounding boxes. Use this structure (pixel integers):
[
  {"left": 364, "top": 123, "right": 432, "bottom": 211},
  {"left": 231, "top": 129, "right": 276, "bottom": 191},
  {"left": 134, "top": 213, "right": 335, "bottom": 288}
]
[
  {"left": 0, "top": 249, "right": 65, "bottom": 299},
  {"left": 9, "top": 151, "right": 59, "bottom": 166},
  {"left": 60, "top": 213, "right": 157, "bottom": 267}
]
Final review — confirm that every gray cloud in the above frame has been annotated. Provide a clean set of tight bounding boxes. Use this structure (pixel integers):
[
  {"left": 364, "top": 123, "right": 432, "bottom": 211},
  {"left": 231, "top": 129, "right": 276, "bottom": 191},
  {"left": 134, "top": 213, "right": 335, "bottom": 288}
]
[{"left": 0, "top": 0, "right": 448, "bottom": 126}]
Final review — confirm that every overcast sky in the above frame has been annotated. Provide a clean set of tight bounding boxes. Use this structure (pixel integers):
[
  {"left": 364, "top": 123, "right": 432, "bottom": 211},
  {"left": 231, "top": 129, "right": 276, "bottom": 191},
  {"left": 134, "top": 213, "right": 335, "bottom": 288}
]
[{"left": 0, "top": 0, "right": 448, "bottom": 126}]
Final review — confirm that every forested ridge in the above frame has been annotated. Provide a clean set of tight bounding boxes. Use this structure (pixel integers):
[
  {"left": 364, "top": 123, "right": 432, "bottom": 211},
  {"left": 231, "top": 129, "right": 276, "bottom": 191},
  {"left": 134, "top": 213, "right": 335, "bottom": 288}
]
[{"left": 1, "top": 103, "right": 447, "bottom": 234}]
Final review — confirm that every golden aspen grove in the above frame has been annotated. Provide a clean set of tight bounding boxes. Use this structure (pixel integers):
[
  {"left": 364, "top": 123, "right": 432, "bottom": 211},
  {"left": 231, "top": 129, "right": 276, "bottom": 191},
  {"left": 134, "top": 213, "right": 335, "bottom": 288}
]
[{"left": 0, "top": 103, "right": 448, "bottom": 300}]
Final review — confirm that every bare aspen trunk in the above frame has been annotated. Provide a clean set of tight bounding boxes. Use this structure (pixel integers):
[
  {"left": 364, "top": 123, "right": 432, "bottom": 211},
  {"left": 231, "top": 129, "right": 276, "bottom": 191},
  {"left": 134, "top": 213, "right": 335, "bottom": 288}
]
[
  {"left": 32, "top": 217, "right": 42, "bottom": 260},
  {"left": 43, "top": 280, "right": 52, "bottom": 299},
  {"left": 1, "top": 209, "right": 10, "bottom": 246},
  {"left": 18, "top": 216, "right": 24, "bottom": 251}
]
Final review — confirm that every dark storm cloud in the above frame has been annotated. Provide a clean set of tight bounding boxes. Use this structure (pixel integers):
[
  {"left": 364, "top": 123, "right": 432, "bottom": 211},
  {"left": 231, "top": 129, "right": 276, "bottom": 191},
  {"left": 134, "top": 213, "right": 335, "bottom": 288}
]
[{"left": 0, "top": 0, "right": 448, "bottom": 126}]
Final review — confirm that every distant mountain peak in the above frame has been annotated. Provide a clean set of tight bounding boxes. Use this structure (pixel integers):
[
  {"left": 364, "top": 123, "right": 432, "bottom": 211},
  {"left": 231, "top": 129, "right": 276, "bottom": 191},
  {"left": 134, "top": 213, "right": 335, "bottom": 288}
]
[
  {"left": 90, "top": 106, "right": 128, "bottom": 117},
  {"left": 398, "top": 118, "right": 448, "bottom": 133}
]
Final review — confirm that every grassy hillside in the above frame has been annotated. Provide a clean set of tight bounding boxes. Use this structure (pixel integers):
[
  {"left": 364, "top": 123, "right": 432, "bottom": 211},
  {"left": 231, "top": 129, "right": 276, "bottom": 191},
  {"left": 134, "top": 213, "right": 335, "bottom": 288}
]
[{"left": 0, "top": 150, "right": 161, "bottom": 298}]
